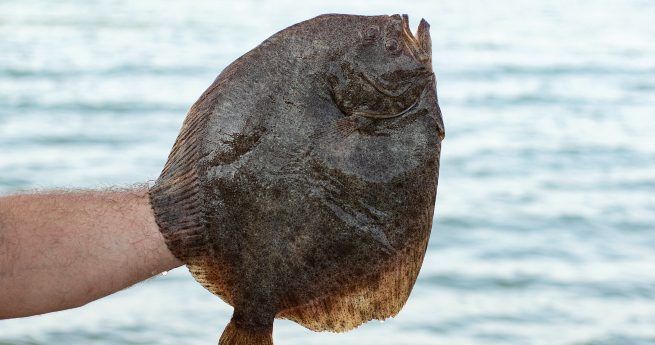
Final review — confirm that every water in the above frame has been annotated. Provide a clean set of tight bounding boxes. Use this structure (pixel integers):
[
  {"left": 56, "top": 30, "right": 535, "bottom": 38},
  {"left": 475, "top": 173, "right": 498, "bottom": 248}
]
[{"left": 1, "top": 0, "right": 654, "bottom": 344}]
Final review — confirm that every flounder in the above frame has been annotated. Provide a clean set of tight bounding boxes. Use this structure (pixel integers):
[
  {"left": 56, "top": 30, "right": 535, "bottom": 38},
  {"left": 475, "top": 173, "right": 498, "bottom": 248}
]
[{"left": 149, "top": 13, "right": 445, "bottom": 345}]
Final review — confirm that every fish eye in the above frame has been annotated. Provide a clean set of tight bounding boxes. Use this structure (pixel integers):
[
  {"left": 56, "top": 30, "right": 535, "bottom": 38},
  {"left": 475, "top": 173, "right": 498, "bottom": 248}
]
[
  {"left": 385, "top": 38, "right": 401, "bottom": 54},
  {"left": 363, "top": 26, "right": 379, "bottom": 45},
  {"left": 365, "top": 26, "right": 378, "bottom": 39}
]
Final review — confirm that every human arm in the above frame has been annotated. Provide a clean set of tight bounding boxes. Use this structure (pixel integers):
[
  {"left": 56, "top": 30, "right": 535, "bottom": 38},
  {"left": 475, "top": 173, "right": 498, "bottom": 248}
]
[{"left": 0, "top": 187, "right": 181, "bottom": 319}]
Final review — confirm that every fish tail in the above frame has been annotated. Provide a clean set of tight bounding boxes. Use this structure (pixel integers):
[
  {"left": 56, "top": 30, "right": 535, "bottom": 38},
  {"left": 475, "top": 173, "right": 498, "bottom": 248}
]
[{"left": 218, "top": 320, "right": 273, "bottom": 345}]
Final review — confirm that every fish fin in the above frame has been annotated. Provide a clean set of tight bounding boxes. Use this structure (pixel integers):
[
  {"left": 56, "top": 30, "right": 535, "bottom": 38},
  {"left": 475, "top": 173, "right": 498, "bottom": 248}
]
[
  {"left": 149, "top": 92, "right": 209, "bottom": 262},
  {"left": 187, "top": 258, "right": 235, "bottom": 306},
  {"left": 219, "top": 319, "right": 273, "bottom": 345},
  {"left": 311, "top": 116, "right": 367, "bottom": 145},
  {"left": 277, "top": 232, "right": 430, "bottom": 332},
  {"left": 334, "top": 117, "right": 358, "bottom": 133}
]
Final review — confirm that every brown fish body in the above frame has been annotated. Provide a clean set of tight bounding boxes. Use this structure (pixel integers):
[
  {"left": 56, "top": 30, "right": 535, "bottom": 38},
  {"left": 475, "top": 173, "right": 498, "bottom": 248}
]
[{"left": 150, "top": 14, "right": 444, "bottom": 345}]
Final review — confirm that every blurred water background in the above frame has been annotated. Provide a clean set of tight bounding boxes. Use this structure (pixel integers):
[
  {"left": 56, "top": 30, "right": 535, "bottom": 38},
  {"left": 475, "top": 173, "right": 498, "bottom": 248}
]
[{"left": 1, "top": 0, "right": 654, "bottom": 344}]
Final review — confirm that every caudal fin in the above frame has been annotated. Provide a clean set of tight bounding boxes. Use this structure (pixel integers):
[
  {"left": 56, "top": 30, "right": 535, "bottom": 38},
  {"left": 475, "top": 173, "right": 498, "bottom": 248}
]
[{"left": 218, "top": 320, "right": 273, "bottom": 345}]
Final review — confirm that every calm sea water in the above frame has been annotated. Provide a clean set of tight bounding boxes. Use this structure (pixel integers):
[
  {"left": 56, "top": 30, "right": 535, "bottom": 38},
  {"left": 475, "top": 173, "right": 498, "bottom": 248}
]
[{"left": 1, "top": 0, "right": 655, "bottom": 344}]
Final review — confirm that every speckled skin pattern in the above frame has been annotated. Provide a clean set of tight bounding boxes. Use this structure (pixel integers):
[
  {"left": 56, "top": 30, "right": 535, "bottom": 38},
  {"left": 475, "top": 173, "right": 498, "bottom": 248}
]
[{"left": 149, "top": 14, "right": 444, "bottom": 345}]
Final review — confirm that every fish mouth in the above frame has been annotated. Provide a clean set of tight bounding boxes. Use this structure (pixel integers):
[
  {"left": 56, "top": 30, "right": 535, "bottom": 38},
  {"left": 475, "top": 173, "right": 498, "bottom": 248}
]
[
  {"left": 400, "top": 14, "right": 432, "bottom": 65},
  {"left": 360, "top": 72, "right": 414, "bottom": 98},
  {"left": 351, "top": 96, "right": 420, "bottom": 119},
  {"left": 359, "top": 70, "right": 432, "bottom": 98},
  {"left": 354, "top": 72, "right": 431, "bottom": 119}
]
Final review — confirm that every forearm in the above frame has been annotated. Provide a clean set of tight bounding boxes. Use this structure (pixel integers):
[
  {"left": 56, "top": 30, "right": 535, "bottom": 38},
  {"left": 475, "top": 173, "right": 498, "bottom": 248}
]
[{"left": 0, "top": 187, "right": 181, "bottom": 319}]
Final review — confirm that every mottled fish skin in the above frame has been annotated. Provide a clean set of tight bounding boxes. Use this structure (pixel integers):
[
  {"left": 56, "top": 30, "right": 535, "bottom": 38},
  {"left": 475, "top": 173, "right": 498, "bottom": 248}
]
[{"left": 149, "top": 13, "right": 444, "bottom": 345}]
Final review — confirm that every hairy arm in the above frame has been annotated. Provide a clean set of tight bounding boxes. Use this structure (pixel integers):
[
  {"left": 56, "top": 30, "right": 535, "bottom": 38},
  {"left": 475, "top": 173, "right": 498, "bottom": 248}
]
[{"left": 0, "top": 187, "right": 181, "bottom": 319}]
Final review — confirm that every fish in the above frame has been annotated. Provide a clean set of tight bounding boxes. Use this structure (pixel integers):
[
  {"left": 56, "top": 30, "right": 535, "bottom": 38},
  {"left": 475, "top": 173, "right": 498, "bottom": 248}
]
[{"left": 149, "top": 13, "right": 445, "bottom": 345}]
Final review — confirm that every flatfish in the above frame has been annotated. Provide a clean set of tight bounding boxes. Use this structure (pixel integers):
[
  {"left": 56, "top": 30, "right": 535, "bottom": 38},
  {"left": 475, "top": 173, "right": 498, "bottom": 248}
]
[{"left": 149, "top": 13, "right": 445, "bottom": 345}]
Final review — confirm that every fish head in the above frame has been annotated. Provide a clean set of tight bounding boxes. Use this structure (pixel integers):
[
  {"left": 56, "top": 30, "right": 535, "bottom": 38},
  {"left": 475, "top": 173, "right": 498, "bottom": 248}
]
[{"left": 329, "top": 14, "right": 434, "bottom": 120}]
